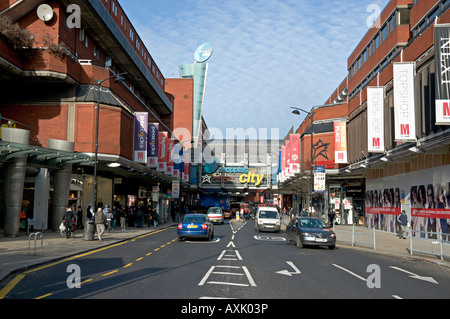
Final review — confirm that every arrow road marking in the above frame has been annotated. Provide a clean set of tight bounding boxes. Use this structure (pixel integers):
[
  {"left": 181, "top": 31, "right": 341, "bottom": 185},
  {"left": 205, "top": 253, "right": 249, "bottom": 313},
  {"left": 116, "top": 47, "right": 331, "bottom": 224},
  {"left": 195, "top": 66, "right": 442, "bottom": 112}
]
[
  {"left": 389, "top": 266, "right": 439, "bottom": 284},
  {"left": 276, "top": 261, "right": 301, "bottom": 277},
  {"left": 332, "top": 264, "right": 366, "bottom": 282}
]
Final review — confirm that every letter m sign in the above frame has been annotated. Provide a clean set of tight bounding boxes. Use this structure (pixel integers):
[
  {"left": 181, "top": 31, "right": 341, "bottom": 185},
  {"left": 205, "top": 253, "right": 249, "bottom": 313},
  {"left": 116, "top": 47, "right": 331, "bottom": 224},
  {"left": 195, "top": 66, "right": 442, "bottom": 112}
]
[
  {"left": 372, "top": 138, "right": 380, "bottom": 148},
  {"left": 400, "top": 124, "right": 410, "bottom": 136}
]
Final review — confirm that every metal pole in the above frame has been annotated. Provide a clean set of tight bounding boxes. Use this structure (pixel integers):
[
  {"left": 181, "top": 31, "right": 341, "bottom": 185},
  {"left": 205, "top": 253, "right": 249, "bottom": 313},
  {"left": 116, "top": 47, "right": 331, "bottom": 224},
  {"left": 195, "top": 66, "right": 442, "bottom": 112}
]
[
  {"left": 310, "top": 110, "right": 314, "bottom": 218},
  {"left": 93, "top": 82, "right": 100, "bottom": 210}
]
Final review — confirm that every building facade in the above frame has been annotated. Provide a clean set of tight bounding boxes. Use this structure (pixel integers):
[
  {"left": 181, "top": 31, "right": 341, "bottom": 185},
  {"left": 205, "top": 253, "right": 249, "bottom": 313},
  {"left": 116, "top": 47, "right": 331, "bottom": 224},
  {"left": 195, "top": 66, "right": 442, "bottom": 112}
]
[
  {"left": 0, "top": 0, "right": 191, "bottom": 236},
  {"left": 281, "top": 0, "right": 450, "bottom": 233}
]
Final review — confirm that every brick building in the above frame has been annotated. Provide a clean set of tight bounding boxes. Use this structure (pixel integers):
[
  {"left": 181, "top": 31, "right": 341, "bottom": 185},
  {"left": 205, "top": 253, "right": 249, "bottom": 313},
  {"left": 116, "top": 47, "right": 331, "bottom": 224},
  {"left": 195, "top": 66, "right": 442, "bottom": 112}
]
[
  {"left": 281, "top": 0, "right": 450, "bottom": 233},
  {"left": 0, "top": 0, "right": 191, "bottom": 236}
]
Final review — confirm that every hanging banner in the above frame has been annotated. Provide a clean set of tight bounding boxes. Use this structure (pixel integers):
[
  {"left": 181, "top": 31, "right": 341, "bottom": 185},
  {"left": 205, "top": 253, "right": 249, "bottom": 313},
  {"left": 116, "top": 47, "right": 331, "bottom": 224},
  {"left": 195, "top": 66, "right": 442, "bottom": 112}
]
[
  {"left": 434, "top": 24, "right": 450, "bottom": 125},
  {"left": 147, "top": 123, "right": 158, "bottom": 167},
  {"left": 166, "top": 138, "right": 174, "bottom": 176},
  {"left": 314, "top": 166, "right": 326, "bottom": 193},
  {"left": 157, "top": 132, "right": 168, "bottom": 172},
  {"left": 172, "top": 180, "right": 180, "bottom": 199},
  {"left": 393, "top": 63, "right": 417, "bottom": 141},
  {"left": 286, "top": 134, "right": 300, "bottom": 173},
  {"left": 367, "top": 87, "right": 385, "bottom": 153},
  {"left": 334, "top": 121, "right": 347, "bottom": 163},
  {"left": 133, "top": 112, "right": 148, "bottom": 164}
]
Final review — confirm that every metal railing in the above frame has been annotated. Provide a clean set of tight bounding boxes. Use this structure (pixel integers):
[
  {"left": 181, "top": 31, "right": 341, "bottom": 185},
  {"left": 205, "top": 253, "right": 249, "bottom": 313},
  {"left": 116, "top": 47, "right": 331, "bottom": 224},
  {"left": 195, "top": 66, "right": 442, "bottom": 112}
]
[
  {"left": 27, "top": 232, "right": 43, "bottom": 255},
  {"left": 409, "top": 230, "right": 450, "bottom": 260},
  {"left": 333, "top": 225, "right": 377, "bottom": 250}
]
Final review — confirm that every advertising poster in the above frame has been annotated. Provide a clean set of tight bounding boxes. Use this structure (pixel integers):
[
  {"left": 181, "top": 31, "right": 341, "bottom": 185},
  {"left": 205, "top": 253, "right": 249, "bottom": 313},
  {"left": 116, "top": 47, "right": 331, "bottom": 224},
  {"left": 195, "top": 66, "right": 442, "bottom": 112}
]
[
  {"left": 367, "top": 87, "right": 385, "bottom": 152},
  {"left": 166, "top": 138, "right": 174, "bottom": 176},
  {"left": 133, "top": 112, "right": 148, "bottom": 164},
  {"left": 365, "top": 166, "right": 450, "bottom": 237},
  {"left": 314, "top": 166, "right": 326, "bottom": 193},
  {"left": 334, "top": 121, "right": 348, "bottom": 163},
  {"left": 157, "top": 132, "right": 168, "bottom": 172},
  {"left": 286, "top": 134, "right": 300, "bottom": 173},
  {"left": 434, "top": 24, "right": 450, "bottom": 125},
  {"left": 147, "top": 123, "right": 158, "bottom": 167},
  {"left": 393, "top": 63, "right": 417, "bottom": 141}
]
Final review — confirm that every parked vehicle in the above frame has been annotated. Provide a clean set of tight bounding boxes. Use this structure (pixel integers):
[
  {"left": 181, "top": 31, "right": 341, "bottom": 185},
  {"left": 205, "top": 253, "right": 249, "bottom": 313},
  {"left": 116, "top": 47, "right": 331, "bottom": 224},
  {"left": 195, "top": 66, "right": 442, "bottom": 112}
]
[
  {"left": 254, "top": 206, "right": 281, "bottom": 232},
  {"left": 206, "top": 207, "right": 224, "bottom": 224},
  {"left": 177, "top": 214, "right": 214, "bottom": 241},
  {"left": 285, "top": 217, "right": 336, "bottom": 249},
  {"left": 230, "top": 202, "right": 241, "bottom": 218}
]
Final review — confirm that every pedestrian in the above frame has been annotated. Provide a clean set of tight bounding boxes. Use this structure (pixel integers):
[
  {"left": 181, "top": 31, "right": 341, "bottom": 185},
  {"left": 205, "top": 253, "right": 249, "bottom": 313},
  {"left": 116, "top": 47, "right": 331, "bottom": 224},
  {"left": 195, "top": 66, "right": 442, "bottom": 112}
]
[
  {"left": 76, "top": 206, "right": 83, "bottom": 229},
  {"left": 136, "top": 206, "right": 143, "bottom": 228},
  {"left": 120, "top": 205, "right": 126, "bottom": 230},
  {"left": 94, "top": 207, "right": 106, "bottom": 240},
  {"left": 397, "top": 210, "right": 408, "bottom": 239},
  {"left": 106, "top": 208, "right": 113, "bottom": 233},
  {"left": 151, "top": 208, "right": 159, "bottom": 229},
  {"left": 111, "top": 206, "right": 118, "bottom": 231},
  {"left": 328, "top": 207, "right": 336, "bottom": 226},
  {"left": 62, "top": 207, "right": 75, "bottom": 238}
]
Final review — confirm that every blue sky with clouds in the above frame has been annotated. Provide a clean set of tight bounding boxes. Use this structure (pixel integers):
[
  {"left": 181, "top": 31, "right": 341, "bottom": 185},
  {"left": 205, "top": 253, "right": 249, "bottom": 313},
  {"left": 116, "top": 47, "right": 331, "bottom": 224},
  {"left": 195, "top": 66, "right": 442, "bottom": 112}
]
[{"left": 120, "top": 0, "right": 390, "bottom": 139}]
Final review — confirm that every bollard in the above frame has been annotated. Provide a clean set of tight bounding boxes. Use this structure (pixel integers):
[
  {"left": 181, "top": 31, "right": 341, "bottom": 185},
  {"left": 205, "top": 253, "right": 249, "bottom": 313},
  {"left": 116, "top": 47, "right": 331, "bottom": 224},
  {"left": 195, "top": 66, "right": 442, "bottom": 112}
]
[{"left": 83, "top": 221, "right": 95, "bottom": 241}]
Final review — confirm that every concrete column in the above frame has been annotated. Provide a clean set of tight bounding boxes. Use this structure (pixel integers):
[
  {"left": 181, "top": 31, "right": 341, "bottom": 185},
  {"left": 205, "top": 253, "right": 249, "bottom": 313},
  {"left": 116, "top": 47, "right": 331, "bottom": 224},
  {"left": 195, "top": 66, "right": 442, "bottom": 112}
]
[
  {"left": 2, "top": 127, "right": 30, "bottom": 237},
  {"left": 33, "top": 168, "right": 50, "bottom": 231},
  {"left": 49, "top": 139, "right": 74, "bottom": 232}
]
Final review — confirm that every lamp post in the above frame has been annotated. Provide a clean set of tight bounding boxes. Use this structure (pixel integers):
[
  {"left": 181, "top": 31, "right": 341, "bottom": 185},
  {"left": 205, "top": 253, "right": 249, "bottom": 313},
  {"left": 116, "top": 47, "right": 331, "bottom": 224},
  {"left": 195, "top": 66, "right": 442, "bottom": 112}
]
[
  {"left": 291, "top": 102, "right": 344, "bottom": 217},
  {"left": 93, "top": 73, "right": 126, "bottom": 210}
]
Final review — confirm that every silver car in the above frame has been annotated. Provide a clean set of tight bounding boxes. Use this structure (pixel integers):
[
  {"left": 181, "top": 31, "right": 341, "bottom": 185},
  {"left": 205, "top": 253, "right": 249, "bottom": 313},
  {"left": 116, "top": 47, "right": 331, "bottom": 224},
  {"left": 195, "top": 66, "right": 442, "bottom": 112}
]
[{"left": 206, "top": 207, "right": 224, "bottom": 224}]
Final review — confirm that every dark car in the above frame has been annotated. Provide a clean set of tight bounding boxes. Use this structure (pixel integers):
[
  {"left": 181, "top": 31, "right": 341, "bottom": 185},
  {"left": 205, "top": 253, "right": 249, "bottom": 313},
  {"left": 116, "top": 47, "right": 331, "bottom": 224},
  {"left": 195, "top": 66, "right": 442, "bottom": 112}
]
[
  {"left": 177, "top": 214, "right": 214, "bottom": 241},
  {"left": 285, "top": 217, "right": 336, "bottom": 249}
]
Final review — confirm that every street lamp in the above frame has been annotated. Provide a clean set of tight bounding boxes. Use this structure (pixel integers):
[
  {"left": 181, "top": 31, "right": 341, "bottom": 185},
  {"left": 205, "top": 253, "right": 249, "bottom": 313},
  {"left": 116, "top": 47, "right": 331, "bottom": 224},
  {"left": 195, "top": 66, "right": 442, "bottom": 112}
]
[
  {"left": 93, "top": 73, "right": 127, "bottom": 209},
  {"left": 291, "top": 102, "right": 344, "bottom": 217}
]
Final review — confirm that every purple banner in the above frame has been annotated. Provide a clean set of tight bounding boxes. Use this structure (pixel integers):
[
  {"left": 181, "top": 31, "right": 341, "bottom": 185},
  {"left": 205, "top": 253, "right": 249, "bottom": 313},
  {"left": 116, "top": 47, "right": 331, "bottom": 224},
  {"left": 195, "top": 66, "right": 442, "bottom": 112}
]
[
  {"left": 133, "top": 112, "right": 148, "bottom": 164},
  {"left": 147, "top": 123, "right": 158, "bottom": 167}
]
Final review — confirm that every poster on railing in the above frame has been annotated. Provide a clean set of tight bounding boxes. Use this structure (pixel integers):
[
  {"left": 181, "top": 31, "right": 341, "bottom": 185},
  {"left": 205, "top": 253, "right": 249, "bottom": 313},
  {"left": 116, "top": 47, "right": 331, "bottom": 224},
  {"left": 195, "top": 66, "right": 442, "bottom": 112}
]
[{"left": 366, "top": 182, "right": 450, "bottom": 237}]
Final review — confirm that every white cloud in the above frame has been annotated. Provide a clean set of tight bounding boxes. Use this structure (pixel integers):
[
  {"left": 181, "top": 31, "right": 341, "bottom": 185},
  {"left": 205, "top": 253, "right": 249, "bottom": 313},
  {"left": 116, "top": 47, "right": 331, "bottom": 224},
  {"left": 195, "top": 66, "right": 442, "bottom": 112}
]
[{"left": 121, "top": 0, "right": 389, "bottom": 138}]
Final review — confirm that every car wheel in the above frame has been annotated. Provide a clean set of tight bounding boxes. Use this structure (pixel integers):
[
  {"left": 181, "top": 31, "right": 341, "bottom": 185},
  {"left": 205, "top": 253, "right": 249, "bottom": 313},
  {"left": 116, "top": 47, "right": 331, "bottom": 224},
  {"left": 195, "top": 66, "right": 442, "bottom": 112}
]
[
  {"left": 329, "top": 245, "right": 335, "bottom": 250},
  {"left": 296, "top": 237, "right": 303, "bottom": 249}
]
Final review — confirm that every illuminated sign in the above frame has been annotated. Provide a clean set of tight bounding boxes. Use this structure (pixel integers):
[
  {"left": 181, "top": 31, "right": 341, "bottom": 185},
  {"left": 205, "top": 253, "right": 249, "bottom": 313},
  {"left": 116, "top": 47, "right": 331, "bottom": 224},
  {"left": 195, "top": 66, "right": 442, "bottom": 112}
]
[{"left": 239, "top": 173, "right": 265, "bottom": 186}]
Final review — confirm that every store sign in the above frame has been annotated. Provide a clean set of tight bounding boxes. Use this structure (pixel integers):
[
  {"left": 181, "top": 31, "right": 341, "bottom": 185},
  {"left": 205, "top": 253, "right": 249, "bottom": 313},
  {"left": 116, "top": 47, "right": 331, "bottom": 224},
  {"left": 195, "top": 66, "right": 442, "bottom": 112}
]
[
  {"left": 367, "top": 87, "right": 385, "bottom": 153},
  {"left": 133, "top": 112, "right": 148, "bottom": 163},
  {"left": 393, "top": 63, "right": 417, "bottom": 141},
  {"left": 239, "top": 173, "right": 265, "bottom": 186}
]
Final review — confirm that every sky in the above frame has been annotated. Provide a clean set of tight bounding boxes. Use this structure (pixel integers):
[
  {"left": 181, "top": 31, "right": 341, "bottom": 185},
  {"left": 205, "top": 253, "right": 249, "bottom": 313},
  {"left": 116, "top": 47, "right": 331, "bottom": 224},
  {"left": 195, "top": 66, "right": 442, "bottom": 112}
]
[{"left": 119, "top": 0, "right": 390, "bottom": 140}]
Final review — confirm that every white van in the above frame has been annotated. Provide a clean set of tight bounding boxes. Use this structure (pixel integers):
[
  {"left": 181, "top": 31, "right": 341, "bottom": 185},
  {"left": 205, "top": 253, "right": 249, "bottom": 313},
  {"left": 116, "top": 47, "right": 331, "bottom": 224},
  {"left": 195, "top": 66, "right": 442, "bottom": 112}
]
[{"left": 255, "top": 206, "right": 281, "bottom": 232}]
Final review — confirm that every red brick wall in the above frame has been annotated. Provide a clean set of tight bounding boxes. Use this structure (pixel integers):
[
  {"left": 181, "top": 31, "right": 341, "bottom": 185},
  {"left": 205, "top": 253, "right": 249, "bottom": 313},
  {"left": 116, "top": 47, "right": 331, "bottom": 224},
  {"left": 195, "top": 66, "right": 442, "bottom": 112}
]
[{"left": 165, "top": 78, "right": 194, "bottom": 141}]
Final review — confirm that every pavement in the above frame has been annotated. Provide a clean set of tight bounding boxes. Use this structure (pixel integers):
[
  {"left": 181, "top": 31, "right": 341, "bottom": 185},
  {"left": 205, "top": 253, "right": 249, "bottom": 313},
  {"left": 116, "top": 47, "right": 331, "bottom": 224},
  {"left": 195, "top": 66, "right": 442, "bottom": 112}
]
[{"left": 0, "top": 220, "right": 449, "bottom": 288}]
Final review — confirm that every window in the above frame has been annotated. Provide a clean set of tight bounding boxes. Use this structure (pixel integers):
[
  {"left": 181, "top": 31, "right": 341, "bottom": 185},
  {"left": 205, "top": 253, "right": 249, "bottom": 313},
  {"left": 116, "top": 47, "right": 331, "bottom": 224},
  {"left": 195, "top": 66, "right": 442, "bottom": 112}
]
[
  {"left": 374, "top": 34, "right": 380, "bottom": 50},
  {"left": 94, "top": 45, "right": 100, "bottom": 58},
  {"left": 130, "top": 29, "right": 134, "bottom": 40},
  {"left": 381, "top": 24, "right": 388, "bottom": 42},
  {"left": 79, "top": 28, "right": 85, "bottom": 42},
  {"left": 85, "top": 34, "right": 88, "bottom": 48},
  {"left": 112, "top": 1, "right": 118, "bottom": 16}
]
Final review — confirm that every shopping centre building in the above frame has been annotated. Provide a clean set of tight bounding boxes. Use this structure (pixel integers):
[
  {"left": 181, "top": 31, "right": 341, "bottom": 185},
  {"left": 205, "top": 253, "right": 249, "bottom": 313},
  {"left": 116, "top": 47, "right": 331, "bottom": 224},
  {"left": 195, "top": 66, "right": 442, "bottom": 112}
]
[
  {"left": 0, "top": 0, "right": 208, "bottom": 236},
  {"left": 279, "top": 0, "right": 450, "bottom": 235}
]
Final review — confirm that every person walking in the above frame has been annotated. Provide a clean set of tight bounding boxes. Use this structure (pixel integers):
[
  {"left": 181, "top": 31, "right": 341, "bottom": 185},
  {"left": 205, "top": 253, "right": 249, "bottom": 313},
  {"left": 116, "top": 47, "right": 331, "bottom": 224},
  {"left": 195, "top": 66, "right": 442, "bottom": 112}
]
[
  {"left": 397, "top": 210, "right": 408, "bottom": 239},
  {"left": 151, "top": 208, "right": 159, "bottom": 229},
  {"left": 62, "top": 207, "right": 75, "bottom": 239},
  {"left": 120, "top": 205, "right": 127, "bottom": 230},
  {"left": 94, "top": 207, "right": 106, "bottom": 240},
  {"left": 328, "top": 207, "right": 336, "bottom": 226},
  {"left": 106, "top": 208, "right": 114, "bottom": 233}
]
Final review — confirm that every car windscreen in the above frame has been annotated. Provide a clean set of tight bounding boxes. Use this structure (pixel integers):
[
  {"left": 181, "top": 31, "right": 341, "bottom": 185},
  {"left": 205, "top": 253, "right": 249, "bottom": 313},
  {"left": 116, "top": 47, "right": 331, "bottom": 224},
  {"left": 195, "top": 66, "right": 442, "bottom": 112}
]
[
  {"left": 183, "top": 215, "right": 206, "bottom": 223},
  {"left": 259, "top": 210, "right": 278, "bottom": 219},
  {"left": 298, "top": 218, "right": 326, "bottom": 228},
  {"left": 207, "top": 208, "right": 221, "bottom": 214}
]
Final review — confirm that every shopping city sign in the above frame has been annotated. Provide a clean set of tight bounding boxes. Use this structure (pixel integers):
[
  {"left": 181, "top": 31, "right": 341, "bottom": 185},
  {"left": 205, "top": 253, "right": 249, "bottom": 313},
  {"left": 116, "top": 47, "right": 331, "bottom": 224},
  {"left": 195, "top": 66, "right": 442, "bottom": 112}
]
[{"left": 239, "top": 172, "right": 265, "bottom": 186}]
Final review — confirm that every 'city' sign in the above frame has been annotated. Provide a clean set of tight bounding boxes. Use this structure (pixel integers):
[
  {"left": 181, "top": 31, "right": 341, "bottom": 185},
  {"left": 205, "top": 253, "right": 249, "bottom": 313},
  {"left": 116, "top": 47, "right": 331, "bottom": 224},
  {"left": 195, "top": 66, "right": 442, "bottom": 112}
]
[{"left": 239, "top": 173, "right": 265, "bottom": 186}]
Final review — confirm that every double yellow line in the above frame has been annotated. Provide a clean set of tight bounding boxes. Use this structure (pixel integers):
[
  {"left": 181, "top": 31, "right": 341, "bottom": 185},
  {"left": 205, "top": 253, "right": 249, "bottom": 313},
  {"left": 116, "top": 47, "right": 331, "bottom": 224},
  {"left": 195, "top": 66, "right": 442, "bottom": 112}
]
[{"left": 0, "top": 227, "right": 175, "bottom": 299}]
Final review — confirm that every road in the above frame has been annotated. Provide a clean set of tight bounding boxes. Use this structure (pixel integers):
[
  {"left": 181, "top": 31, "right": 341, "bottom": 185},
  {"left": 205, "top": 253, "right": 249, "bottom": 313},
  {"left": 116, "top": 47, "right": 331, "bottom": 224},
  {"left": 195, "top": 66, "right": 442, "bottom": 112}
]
[{"left": 3, "top": 219, "right": 450, "bottom": 302}]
